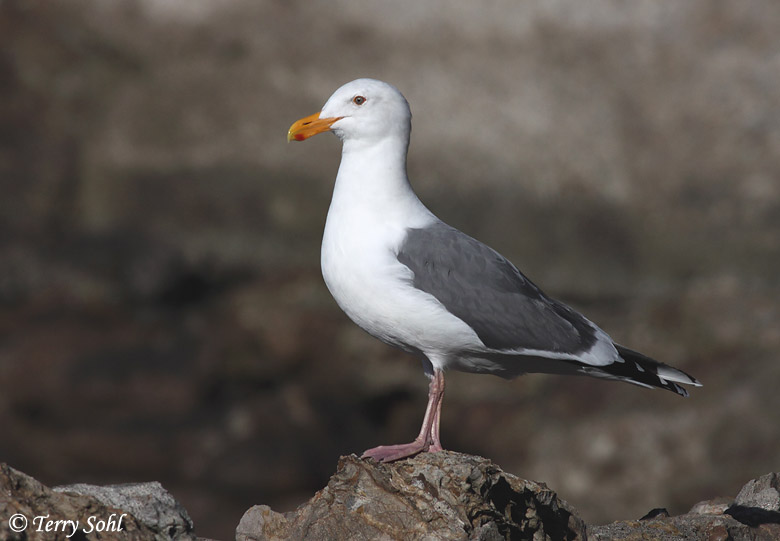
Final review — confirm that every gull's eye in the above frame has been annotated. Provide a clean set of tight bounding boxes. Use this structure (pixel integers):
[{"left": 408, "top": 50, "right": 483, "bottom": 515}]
[{"left": 352, "top": 95, "right": 367, "bottom": 106}]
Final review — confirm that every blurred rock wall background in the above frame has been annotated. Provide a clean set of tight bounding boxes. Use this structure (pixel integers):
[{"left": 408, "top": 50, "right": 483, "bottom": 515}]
[{"left": 1, "top": 0, "right": 778, "bottom": 538}]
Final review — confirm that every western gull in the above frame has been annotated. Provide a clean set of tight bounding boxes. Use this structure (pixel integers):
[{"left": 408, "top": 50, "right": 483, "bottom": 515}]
[{"left": 287, "top": 78, "right": 701, "bottom": 463}]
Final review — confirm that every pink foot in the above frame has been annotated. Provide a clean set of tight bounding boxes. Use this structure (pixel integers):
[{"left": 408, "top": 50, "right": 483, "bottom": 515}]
[
  {"left": 361, "top": 369, "right": 446, "bottom": 463},
  {"left": 361, "top": 438, "right": 442, "bottom": 463}
]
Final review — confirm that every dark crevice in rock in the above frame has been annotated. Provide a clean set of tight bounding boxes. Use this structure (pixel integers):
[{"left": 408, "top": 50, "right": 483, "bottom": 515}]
[{"left": 725, "top": 505, "right": 780, "bottom": 528}]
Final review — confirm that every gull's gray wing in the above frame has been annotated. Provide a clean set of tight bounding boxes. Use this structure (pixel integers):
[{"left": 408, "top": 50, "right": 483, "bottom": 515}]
[{"left": 397, "top": 221, "right": 598, "bottom": 355}]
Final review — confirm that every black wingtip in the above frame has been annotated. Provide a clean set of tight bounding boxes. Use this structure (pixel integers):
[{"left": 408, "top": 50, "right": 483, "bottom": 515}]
[{"left": 608, "top": 344, "right": 700, "bottom": 397}]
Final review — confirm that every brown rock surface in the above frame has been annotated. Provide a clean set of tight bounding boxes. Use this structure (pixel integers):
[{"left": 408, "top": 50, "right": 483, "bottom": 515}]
[
  {"left": 590, "top": 513, "right": 780, "bottom": 541},
  {"left": 238, "top": 455, "right": 780, "bottom": 541},
  {"left": 237, "top": 451, "right": 587, "bottom": 541},
  {"left": 3, "top": 456, "right": 780, "bottom": 540},
  {"left": 591, "top": 472, "right": 780, "bottom": 541}
]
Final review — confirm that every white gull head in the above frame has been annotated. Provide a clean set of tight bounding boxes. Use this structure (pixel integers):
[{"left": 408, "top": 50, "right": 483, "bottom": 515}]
[{"left": 321, "top": 79, "right": 411, "bottom": 144}]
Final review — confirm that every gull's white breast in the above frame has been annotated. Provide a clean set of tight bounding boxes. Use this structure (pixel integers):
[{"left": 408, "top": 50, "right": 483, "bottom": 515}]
[{"left": 320, "top": 177, "right": 483, "bottom": 365}]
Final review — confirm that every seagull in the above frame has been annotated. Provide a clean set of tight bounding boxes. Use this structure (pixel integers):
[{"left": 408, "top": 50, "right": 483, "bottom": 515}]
[{"left": 287, "top": 78, "right": 701, "bottom": 463}]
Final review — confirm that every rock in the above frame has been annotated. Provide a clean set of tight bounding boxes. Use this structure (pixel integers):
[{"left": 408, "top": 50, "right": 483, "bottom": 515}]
[
  {"left": 0, "top": 463, "right": 196, "bottom": 541},
  {"left": 235, "top": 506, "right": 290, "bottom": 540},
  {"left": 591, "top": 473, "right": 780, "bottom": 541},
  {"left": 724, "top": 472, "right": 780, "bottom": 531},
  {"left": 688, "top": 497, "right": 731, "bottom": 516},
  {"left": 236, "top": 451, "right": 587, "bottom": 541},
  {"left": 54, "top": 481, "right": 194, "bottom": 540},
  {"left": 591, "top": 510, "right": 780, "bottom": 540},
  {"left": 590, "top": 514, "right": 750, "bottom": 541},
  {"left": 237, "top": 455, "right": 780, "bottom": 541},
  {"left": 733, "top": 472, "right": 780, "bottom": 512},
  {"left": 4, "top": 456, "right": 780, "bottom": 541}
]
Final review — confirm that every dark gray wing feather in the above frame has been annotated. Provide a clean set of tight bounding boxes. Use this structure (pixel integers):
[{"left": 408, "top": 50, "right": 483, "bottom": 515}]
[{"left": 397, "top": 222, "right": 597, "bottom": 354}]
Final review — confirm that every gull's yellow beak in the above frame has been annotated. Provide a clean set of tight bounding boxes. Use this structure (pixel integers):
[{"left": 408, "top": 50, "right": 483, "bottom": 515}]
[{"left": 287, "top": 112, "right": 342, "bottom": 142}]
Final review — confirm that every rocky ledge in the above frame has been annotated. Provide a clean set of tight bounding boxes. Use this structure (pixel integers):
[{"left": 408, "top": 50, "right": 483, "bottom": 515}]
[
  {"left": 238, "top": 452, "right": 586, "bottom": 541},
  {"left": 238, "top": 452, "right": 780, "bottom": 541},
  {"left": 3, "top": 455, "right": 779, "bottom": 540},
  {"left": 0, "top": 463, "right": 196, "bottom": 541}
]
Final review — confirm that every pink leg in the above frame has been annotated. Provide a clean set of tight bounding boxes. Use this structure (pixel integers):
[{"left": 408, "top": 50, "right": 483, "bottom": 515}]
[
  {"left": 428, "top": 371, "right": 444, "bottom": 452},
  {"left": 361, "top": 369, "right": 445, "bottom": 462}
]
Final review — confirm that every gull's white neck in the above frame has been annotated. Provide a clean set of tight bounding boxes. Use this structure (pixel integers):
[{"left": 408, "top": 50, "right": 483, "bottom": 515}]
[
  {"left": 321, "top": 133, "right": 436, "bottom": 300},
  {"left": 328, "top": 136, "right": 431, "bottom": 224}
]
